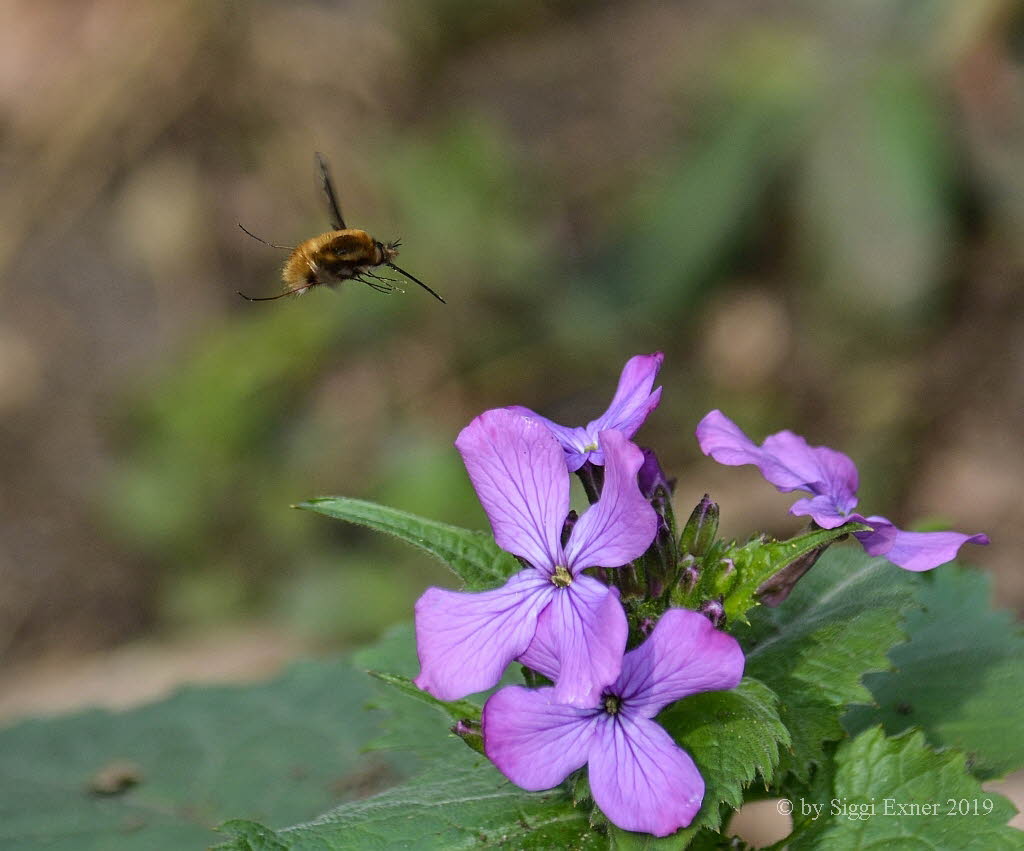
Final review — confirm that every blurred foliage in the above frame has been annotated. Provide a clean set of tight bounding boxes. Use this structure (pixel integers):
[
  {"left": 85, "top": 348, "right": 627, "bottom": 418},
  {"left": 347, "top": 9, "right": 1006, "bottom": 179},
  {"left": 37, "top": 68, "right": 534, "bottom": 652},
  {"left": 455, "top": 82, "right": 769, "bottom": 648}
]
[{"left": 0, "top": 0, "right": 1022, "bottom": 660}]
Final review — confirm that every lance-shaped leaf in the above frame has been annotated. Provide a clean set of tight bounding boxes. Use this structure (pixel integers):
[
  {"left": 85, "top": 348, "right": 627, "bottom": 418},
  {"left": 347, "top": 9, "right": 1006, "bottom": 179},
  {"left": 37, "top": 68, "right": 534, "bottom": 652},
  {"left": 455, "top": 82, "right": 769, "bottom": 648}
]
[
  {"left": 297, "top": 497, "right": 520, "bottom": 590},
  {"left": 369, "top": 672, "right": 485, "bottom": 755},
  {"left": 369, "top": 672, "right": 481, "bottom": 724}
]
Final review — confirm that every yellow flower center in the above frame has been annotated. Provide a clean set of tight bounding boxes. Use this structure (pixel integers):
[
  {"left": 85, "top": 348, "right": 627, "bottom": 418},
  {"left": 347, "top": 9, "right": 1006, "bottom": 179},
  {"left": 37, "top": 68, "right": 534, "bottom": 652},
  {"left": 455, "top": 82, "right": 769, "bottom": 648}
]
[
  {"left": 603, "top": 694, "right": 621, "bottom": 715},
  {"left": 550, "top": 565, "right": 573, "bottom": 588}
]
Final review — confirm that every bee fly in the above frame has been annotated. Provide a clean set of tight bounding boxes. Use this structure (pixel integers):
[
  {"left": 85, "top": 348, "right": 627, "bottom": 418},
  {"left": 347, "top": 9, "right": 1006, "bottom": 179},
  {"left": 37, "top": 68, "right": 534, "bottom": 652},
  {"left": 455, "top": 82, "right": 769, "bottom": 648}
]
[{"left": 237, "top": 153, "right": 445, "bottom": 303}]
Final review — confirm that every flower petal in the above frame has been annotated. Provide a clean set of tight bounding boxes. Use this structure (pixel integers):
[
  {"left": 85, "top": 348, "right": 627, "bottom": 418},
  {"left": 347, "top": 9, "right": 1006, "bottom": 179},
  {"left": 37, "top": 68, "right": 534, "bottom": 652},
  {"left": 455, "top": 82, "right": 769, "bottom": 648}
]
[
  {"left": 565, "top": 430, "right": 658, "bottom": 570},
  {"left": 588, "top": 714, "right": 704, "bottom": 837},
  {"left": 696, "top": 410, "right": 858, "bottom": 511},
  {"left": 520, "top": 576, "right": 627, "bottom": 706},
  {"left": 588, "top": 353, "right": 664, "bottom": 439},
  {"left": 788, "top": 494, "right": 855, "bottom": 529},
  {"left": 483, "top": 685, "right": 598, "bottom": 791},
  {"left": 505, "top": 406, "right": 591, "bottom": 471},
  {"left": 854, "top": 516, "right": 990, "bottom": 572},
  {"left": 615, "top": 608, "right": 745, "bottom": 716},
  {"left": 456, "top": 408, "right": 569, "bottom": 571},
  {"left": 414, "top": 570, "right": 552, "bottom": 700}
]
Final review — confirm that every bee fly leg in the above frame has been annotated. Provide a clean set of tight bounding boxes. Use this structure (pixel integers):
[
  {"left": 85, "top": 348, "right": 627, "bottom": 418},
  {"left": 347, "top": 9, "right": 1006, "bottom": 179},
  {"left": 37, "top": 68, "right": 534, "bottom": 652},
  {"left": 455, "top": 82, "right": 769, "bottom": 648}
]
[
  {"left": 368, "top": 271, "right": 405, "bottom": 294},
  {"left": 237, "top": 223, "right": 293, "bottom": 251},
  {"left": 355, "top": 274, "right": 396, "bottom": 294}
]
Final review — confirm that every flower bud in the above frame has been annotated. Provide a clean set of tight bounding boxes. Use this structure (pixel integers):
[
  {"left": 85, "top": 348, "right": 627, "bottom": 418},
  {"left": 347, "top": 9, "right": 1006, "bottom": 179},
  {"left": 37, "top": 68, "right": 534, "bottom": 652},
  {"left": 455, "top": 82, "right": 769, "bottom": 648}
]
[
  {"left": 756, "top": 545, "right": 826, "bottom": 607},
  {"left": 638, "top": 448, "right": 675, "bottom": 500},
  {"left": 698, "top": 597, "right": 726, "bottom": 629},
  {"left": 679, "top": 554, "right": 700, "bottom": 590},
  {"left": 679, "top": 494, "right": 719, "bottom": 556}
]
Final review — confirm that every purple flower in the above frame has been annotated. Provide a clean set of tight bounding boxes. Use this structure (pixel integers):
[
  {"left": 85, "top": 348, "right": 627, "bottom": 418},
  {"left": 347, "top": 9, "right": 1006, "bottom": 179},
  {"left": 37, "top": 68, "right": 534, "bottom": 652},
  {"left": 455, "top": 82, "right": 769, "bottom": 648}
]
[
  {"left": 483, "top": 608, "right": 745, "bottom": 837},
  {"left": 696, "top": 410, "right": 989, "bottom": 572},
  {"left": 414, "top": 409, "right": 658, "bottom": 706},
  {"left": 509, "top": 353, "right": 664, "bottom": 471}
]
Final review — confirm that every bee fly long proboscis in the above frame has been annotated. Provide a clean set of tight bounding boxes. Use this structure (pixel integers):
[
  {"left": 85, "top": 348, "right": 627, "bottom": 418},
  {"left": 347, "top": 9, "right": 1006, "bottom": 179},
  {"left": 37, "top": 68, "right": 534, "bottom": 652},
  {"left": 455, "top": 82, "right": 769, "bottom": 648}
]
[{"left": 236, "top": 153, "right": 445, "bottom": 304}]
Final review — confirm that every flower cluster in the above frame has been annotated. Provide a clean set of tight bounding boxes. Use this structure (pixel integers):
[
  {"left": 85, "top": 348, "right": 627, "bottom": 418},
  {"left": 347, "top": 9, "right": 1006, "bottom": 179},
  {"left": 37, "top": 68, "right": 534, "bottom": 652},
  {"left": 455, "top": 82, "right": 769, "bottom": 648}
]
[{"left": 412, "top": 354, "right": 989, "bottom": 838}]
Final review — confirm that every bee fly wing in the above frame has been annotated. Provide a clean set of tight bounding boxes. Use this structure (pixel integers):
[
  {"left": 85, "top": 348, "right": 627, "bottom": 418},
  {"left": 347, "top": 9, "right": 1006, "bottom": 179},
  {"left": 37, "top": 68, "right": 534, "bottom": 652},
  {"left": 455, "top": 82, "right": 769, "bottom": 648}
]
[{"left": 316, "top": 152, "right": 346, "bottom": 230}]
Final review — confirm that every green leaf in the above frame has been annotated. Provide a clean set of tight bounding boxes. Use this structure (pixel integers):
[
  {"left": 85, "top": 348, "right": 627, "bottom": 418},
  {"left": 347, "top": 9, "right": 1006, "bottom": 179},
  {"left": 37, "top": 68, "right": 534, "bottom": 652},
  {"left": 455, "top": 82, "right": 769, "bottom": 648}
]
[
  {"left": 216, "top": 743, "right": 605, "bottom": 850},
  {"left": 0, "top": 659, "right": 410, "bottom": 850},
  {"left": 352, "top": 623, "right": 518, "bottom": 760},
  {"left": 352, "top": 621, "right": 420, "bottom": 676},
  {"left": 607, "top": 824, "right": 693, "bottom": 850},
  {"left": 297, "top": 497, "right": 519, "bottom": 590},
  {"left": 843, "top": 564, "right": 1024, "bottom": 778},
  {"left": 650, "top": 678, "right": 789, "bottom": 844},
  {"left": 217, "top": 820, "right": 290, "bottom": 851},
  {"left": 804, "top": 727, "right": 1022, "bottom": 849},
  {"left": 715, "top": 523, "right": 870, "bottom": 624},
  {"left": 368, "top": 671, "right": 481, "bottom": 724},
  {"left": 737, "top": 546, "right": 916, "bottom": 782}
]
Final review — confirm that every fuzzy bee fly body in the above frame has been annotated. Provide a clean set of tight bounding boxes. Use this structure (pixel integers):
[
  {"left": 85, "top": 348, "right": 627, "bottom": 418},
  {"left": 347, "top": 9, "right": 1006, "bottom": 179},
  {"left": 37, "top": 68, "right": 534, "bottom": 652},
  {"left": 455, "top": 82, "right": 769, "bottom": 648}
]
[{"left": 237, "top": 153, "right": 445, "bottom": 304}]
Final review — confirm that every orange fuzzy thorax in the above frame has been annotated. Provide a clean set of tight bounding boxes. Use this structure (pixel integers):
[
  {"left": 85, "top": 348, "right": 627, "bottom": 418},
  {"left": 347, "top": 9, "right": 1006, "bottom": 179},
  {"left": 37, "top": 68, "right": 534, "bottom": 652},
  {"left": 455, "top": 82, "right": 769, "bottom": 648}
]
[{"left": 281, "top": 229, "right": 387, "bottom": 291}]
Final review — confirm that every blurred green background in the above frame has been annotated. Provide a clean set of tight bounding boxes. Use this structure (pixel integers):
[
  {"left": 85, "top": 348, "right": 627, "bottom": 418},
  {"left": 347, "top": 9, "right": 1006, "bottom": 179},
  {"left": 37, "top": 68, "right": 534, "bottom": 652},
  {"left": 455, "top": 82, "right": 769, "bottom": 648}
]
[{"left": 0, "top": 0, "right": 1021, "bottom": 693}]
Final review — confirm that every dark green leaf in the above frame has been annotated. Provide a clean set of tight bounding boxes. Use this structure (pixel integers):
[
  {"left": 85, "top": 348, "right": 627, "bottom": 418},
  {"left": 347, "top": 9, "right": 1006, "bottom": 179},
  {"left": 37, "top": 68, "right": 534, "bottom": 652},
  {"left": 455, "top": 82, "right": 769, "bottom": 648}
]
[
  {"left": 654, "top": 678, "right": 789, "bottom": 842},
  {"left": 843, "top": 564, "right": 1024, "bottom": 778},
  {"left": 607, "top": 824, "right": 693, "bottom": 850},
  {"left": 353, "top": 623, "right": 518, "bottom": 760},
  {"left": 737, "top": 546, "right": 916, "bottom": 782},
  {"left": 297, "top": 497, "right": 519, "bottom": 590},
  {"left": 216, "top": 743, "right": 604, "bottom": 850},
  {"left": 368, "top": 671, "right": 480, "bottom": 724},
  {"left": 0, "top": 659, "right": 407, "bottom": 851},
  {"left": 352, "top": 621, "right": 420, "bottom": 677},
  {"left": 216, "top": 820, "right": 289, "bottom": 851},
  {"left": 804, "top": 727, "right": 1022, "bottom": 849}
]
